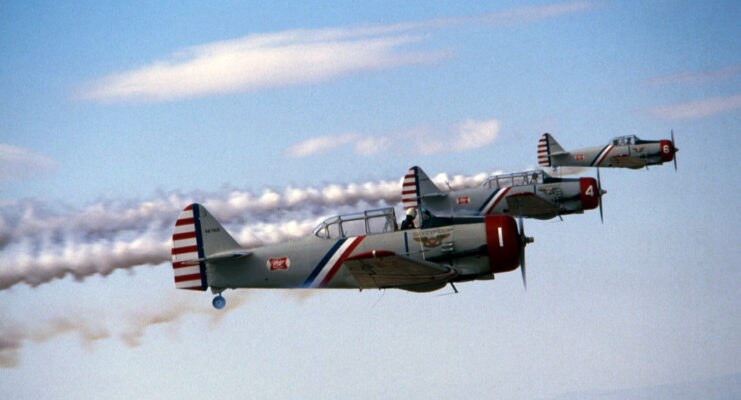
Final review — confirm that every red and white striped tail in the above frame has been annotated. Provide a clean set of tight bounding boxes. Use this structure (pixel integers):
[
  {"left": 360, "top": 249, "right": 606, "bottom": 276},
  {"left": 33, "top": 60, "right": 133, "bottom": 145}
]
[
  {"left": 538, "top": 133, "right": 551, "bottom": 167},
  {"left": 171, "top": 204, "right": 207, "bottom": 291},
  {"left": 401, "top": 166, "right": 420, "bottom": 210}
]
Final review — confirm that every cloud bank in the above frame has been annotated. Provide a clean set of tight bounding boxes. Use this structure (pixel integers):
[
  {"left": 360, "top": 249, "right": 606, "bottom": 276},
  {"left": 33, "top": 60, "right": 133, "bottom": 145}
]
[{"left": 76, "top": 2, "right": 594, "bottom": 102}]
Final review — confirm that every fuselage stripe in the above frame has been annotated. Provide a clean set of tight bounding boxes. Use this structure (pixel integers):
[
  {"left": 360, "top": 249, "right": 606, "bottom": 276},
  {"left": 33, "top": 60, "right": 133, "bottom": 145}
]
[
  {"left": 479, "top": 187, "right": 511, "bottom": 215},
  {"left": 302, "top": 238, "right": 347, "bottom": 287},
  {"left": 591, "top": 145, "right": 613, "bottom": 166},
  {"left": 478, "top": 188, "right": 500, "bottom": 213},
  {"left": 319, "top": 236, "right": 366, "bottom": 287},
  {"left": 311, "top": 238, "right": 358, "bottom": 288}
]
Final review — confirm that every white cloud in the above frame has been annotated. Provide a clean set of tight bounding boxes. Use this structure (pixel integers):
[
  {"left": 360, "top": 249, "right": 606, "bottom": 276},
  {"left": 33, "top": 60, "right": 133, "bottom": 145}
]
[
  {"left": 0, "top": 144, "right": 55, "bottom": 181},
  {"left": 286, "top": 118, "right": 501, "bottom": 158},
  {"left": 77, "top": 30, "right": 446, "bottom": 102},
  {"left": 448, "top": 118, "right": 501, "bottom": 152},
  {"left": 648, "top": 93, "right": 741, "bottom": 120},
  {"left": 354, "top": 136, "right": 390, "bottom": 156},
  {"left": 286, "top": 133, "right": 359, "bottom": 158},
  {"left": 76, "top": 2, "right": 595, "bottom": 102},
  {"left": 407, "top": 118, "right": 502, "bottom": 155},
  {"left": 285, "top": 118, "right": 501, "bottom": 158}
]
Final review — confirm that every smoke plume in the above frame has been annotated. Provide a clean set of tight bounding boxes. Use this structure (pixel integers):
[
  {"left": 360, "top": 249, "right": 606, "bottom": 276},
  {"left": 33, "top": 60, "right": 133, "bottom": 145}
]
[
  {"left": 0, "top": 293, "right": 249, "bottom": 368},
  {"left": 0, "top": 170, "right": 501, "bottom": 291}
]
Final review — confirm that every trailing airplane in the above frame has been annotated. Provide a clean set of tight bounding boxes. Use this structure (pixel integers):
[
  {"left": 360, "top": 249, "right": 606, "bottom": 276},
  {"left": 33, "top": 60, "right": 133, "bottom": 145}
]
[
  {"left": 401, "top": 166, "right": 606, "bottom": 222},
  {"left": 171, "top": 203, "right": 534, "bottom": 308},
  {"left": 538, "top": 131, "right": 678, "bottom": 170}
]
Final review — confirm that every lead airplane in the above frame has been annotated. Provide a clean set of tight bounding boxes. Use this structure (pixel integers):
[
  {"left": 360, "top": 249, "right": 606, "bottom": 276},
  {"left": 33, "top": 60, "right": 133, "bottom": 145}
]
[
  {"left": 401, "top": 166, "right": 606, "bottom": 221},
  {"left": 171, "top": 203, "right": 534, "bottom": 308},
  {"left": 538, "top": 131, "right": 678, "bottom": 170}
]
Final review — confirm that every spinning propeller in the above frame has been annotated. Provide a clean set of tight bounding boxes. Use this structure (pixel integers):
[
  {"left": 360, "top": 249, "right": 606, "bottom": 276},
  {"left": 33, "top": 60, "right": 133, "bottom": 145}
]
[
  {"left": 671, "top": 129, "right": 678, "bottom": 171},
  {"left": 517, "top": 214, "right": 534, "bottom": 290},
  {"left": 597, "top": 168, "right": 606, "bottom": 223}
]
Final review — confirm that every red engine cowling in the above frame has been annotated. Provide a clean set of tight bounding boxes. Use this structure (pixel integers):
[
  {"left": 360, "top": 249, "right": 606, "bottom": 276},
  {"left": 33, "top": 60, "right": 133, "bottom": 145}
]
[
  {"left": 659, "top": 139, "right": 675, "bottom": 162},
  {"left": 484, "top": 215, "right": 520, "bottom": 273},
  {"left": 579, "top": 177, "right": 599, "bottom": 210}
]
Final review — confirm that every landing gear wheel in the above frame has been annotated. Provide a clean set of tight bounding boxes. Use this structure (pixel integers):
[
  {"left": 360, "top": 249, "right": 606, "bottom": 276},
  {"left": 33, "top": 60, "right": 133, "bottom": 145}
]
[{"left": 212, "top": 295, "right": 226, "bottom": 309}]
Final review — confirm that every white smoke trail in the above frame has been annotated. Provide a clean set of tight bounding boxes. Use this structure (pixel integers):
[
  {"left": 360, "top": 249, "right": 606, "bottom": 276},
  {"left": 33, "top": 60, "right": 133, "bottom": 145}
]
[
  {"left": 0, "top": 169, "right": 505, "bottom": 291},
  {"left": 0, "top": 293, "right": 250, "bottom": 368},
  {"left": 0, "top": 216, "right": 321, "bottom": 290}
]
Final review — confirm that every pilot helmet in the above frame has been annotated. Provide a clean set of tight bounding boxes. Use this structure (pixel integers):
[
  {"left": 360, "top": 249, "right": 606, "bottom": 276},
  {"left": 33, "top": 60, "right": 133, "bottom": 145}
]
[{"left": 406, "top": 208, "right": 417, "bottom": 218}]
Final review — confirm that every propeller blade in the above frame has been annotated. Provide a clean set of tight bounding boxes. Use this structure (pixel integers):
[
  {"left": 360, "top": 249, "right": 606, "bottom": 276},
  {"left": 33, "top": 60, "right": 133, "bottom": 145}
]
[
  {"left": 518, "top": 214, "right": 527, "bottom": 290},
  {"left": 597, "top": 168, "right": 604, "bottom": 223},
  {"left": 671, "top": 129, "right": 678, "bottom": 171}
]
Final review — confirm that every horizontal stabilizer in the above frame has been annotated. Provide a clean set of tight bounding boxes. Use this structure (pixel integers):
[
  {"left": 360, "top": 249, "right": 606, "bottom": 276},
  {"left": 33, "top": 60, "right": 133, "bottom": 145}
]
[{"left": 178, "top": 251, "right": 252, "bottom": 266}]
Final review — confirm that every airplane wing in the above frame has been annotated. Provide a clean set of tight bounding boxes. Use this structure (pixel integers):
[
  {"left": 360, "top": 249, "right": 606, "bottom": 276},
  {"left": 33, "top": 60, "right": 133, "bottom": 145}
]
[
  {"left": 608, "top": 154, "right": 646, "bottom": 168},
  {"left": 505, "top": 192, "right": 564, "bottom": 219},
  {"left": 344, "top": 250, "right": 457, "bottom": 291}
]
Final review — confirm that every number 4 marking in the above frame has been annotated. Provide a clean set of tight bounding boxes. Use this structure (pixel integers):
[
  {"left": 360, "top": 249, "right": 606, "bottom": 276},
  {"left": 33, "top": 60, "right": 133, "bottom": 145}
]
[{"left": 585, "top": 185, "right": 594, "bottom": 196}]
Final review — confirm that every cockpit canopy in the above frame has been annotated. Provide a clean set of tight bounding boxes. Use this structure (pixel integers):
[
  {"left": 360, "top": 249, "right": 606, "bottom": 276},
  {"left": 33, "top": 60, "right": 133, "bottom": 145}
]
[
  {"left": 610, "top": 135, "right": 648, "bottom": 146},
  {"left": 482, "top": 170, "right": 550, "bottom": 189},
  {"left": 313, "top": 207, "right": 398, "bottom": 239}
]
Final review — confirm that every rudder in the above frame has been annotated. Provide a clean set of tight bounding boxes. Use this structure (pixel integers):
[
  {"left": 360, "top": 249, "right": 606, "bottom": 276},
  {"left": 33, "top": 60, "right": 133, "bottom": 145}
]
[
  {"left": 401, "top": 166, "right": 443, "bottom": 210},
  {"left": 538, "top": 133, "right": 565, "bottom": 167},
  {"left": 171, "top": 204, "right": 207, "bottom": 291}
]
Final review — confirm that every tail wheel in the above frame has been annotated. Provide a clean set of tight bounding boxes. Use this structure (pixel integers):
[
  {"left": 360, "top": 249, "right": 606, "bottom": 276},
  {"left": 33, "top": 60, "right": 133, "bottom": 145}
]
[{"left": 212, "top": 295, "right": 226, "bottom": 309}]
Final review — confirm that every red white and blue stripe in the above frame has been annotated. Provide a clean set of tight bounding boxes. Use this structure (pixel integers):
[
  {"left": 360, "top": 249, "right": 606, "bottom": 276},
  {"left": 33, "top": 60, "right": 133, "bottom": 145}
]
[
  {"left": 302, "top": 236, "right": 365, "bottom": 288},
  {"left": 538, "top": 134, "right": 551, "bottom": 166},
  {"left": 171, "top": 204, "right": 207, "bottom": 291},
  {"left": 401, "top": 167, "right": 419, "bottom": 210},
  {"left": 590, "top": 145, "right": 614, "bottom": 167},
  {"left": 478, "top": 187, "right": 511, "bottom": 215}
]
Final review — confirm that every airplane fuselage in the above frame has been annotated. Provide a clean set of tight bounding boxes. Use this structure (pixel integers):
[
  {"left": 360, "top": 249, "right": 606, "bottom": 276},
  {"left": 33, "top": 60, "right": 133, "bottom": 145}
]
[
  {"left": 201, "top": 216, "right": 520, "bottom": 292},
  {"left": 552, "top": 141, "right": 674, "bottom": 169},
  {"left": 418, "top": 177, "right": 598, "bottom": 220}
]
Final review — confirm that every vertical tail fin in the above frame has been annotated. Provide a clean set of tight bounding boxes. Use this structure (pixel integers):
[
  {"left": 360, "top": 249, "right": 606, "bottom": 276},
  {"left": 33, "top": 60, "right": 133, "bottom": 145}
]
[
  {"left": 171, "top": 203, "right": 243, "bottom": 291},
  {"left": 538, "top": 133, "right": 565, "bottom": 167},
  {"left": 172, "top": 204, "right": 207, "bottom": 291},
  {"left": 401, "top": 166, "right": 443, "bottom": 210}
]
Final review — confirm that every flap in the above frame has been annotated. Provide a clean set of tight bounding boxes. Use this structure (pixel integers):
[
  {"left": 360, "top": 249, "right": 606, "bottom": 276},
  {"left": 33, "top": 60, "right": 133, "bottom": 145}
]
[
  {"left": 608, "top": 155, "right": 646, "bottom": 168},
  {"left": 505, "top": 192, "right": 563, "bottom": 218},
  {"left": 344, "top": 250, "right": 457, "bottom": 289}
]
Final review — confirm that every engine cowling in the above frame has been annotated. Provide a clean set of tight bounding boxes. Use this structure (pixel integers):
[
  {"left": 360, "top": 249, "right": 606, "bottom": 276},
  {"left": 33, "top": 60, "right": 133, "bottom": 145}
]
[
  {"left": 484, "top": 215, "right": 520, "bottom": 273},
  {"left": 659, "top": 139, "right": 675, "bottom": 162},
  {"left": 579, "top": 177, "right": 599, "bottom": 210}
]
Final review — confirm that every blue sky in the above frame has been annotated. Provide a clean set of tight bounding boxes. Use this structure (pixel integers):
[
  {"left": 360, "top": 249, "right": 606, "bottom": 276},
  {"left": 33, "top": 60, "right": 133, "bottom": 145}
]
[{"left": 1, "top": 1, "right": 740, "bottom": 399}]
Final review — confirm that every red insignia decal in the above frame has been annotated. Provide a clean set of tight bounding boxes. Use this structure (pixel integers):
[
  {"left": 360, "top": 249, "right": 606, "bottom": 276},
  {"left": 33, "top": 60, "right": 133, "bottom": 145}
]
[
  {"left": 575, "top": 154, "right": 584, "bottom": 160},
  {"left": 457, "top": 196, "right": 470, "bottom": 205},
  {"left": 267, "top": 256, "right": 290, "bottom": 271}
]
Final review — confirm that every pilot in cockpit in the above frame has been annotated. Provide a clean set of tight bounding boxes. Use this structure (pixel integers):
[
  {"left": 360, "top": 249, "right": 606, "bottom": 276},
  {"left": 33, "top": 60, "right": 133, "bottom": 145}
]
[{"left": 401, "top": 207, "right": 417, "bottom": 230}]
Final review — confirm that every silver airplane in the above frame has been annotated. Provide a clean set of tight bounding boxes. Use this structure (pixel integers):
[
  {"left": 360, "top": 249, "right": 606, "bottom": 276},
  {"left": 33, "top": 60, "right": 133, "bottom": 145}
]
[
  {"left": 172, "top": 203, "right": 534, "bottom": 308},
  {"left": 401, "top": 166, "right": 605, "bottom": 221},
  {"left": 538, "top": 131, "right": 678, "bottom": 170}
]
